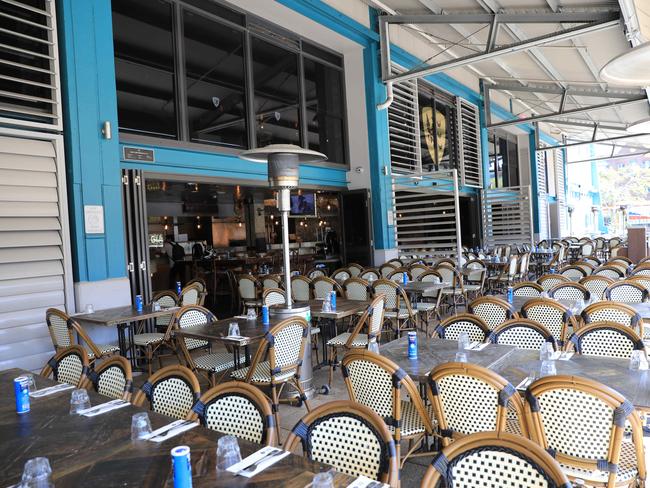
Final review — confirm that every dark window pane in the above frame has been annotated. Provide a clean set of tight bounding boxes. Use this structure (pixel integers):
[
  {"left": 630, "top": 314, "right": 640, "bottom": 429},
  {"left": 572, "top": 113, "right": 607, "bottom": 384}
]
[
  {"left": 113, "top": 0, "right": 177, "bottom": 138},
  {"left": 251, "top": 37, "right": 300, "bottom": 146},
  {"left": 183, "top": 10, "right": 247, "bottom": 148},
  {"left": 302, "top": 42, "right": 343, "bottom": 67},
  {"left": 303, "top": 58, "right": 346, "bottom": 163},
  {"left": 507, "top": 139, "right": 519, "bottom": 186},
  {"left": 418, "top": 86, "right": 457, "bottom": 172},
  {"left": 183, "top": 0, "right": 244, "bottom": 25}
]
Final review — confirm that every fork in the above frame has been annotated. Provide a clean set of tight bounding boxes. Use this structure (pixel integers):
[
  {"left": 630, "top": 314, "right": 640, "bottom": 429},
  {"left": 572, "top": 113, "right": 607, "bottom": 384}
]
[{"left": 237, "top": 449, "right": 284, "bottom": 475}]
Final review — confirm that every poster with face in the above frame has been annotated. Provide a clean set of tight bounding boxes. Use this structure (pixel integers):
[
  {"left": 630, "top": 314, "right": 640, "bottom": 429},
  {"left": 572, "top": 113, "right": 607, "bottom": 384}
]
[{"left": 421, "top": 106, "right": 447, "bottom": 163}]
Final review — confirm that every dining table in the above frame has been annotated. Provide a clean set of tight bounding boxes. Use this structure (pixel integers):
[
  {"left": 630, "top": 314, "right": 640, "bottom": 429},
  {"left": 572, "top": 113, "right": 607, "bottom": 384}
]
[{"left": 0, "top": 368, "right": 354, "bottom": 487}]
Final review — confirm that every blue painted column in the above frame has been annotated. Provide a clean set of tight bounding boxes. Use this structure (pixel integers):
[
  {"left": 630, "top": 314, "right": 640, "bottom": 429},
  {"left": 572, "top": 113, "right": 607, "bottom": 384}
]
[
  {"left": 57, "top": 0, "right": 126, "bottom": 283},
  {"left": 529, "top": 131, "right": 541, "bottom": 235},
  {"left": 363, "top": 41, "right": 394, "bottom": 251}
]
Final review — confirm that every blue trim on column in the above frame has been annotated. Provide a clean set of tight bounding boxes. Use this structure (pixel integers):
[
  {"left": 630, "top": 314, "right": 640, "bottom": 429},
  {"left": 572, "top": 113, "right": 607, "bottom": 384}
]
[
  {"left": 529, "top": 132, "right": 540, "bottom": 235},
  {"left": 58, "top": 0, "right": 126, "bottom": 282}
]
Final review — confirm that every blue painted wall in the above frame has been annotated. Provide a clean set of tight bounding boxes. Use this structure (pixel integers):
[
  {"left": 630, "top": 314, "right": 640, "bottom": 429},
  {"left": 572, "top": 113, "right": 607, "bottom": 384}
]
[{"left": 57, "top": 0, "right": 126, "bottom": 282}]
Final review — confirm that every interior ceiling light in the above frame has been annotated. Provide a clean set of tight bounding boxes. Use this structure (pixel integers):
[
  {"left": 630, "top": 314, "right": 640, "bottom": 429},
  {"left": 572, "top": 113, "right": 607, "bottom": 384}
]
[
  {"left": 627, "top": 117, "right": 650, "bottom": 134},
  {"left": 600, "top": 42, "right": 650, "bottom": 86}
]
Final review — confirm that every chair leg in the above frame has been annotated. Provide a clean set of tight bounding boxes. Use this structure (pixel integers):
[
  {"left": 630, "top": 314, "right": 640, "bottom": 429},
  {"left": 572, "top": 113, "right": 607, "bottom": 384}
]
[
  {"left": 270, "top": 384, "right": 281, "bottom": 444},
  {"left": 146, "top": 346, "right": 153, "bottom": 376},
  {"left": 327, "top": 346, "right": 335, "bottom": 388},
  {"left": 291, "top": 378, "right": 311, "bottom": 412}
]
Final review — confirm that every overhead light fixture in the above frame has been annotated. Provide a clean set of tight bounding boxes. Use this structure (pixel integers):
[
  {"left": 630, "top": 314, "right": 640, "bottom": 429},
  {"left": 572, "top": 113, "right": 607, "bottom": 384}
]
[
  {"left": 600, "top": 42, "right": 650, "bottom": 86},
  {"left": 627, "top": 117, "right": 650, "bottom": 134}
]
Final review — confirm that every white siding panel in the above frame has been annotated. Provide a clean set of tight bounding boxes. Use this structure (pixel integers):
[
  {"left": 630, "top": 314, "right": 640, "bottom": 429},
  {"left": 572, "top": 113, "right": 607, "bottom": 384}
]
[
  {"left": 0, "top": 323, "right": 51, "bottom": 348},
  {"left": 0, "top": 246, "right": 63, "bottom": 264},
  {"left": 0, "top": 186, "right": 58, "bottom": 202},
  {"left": 0, "top": 153, "right": 56, "bottom": 172},
  {"left": 0, "top": 290, "right": 65, "bottom": 314},
  {"left": 0, "top": 276, "right": 63, "bottom": 297},
  {"left": 0, "top": 261, "right": 63, "bottom": 280},
  {"left": 0, "top": 231, "right": 62, "bottom": 248},
  {"left": 0, "top": 306, "right": 60, "bottom": 330},
  {"left": 0, "top": 217, "right": 61, "bottom": 231},
  {"left": 0, "top": 337, "right": 53, "bottom": 364},
  {"left": 0, "top": 137, "right": 56, "bottom": 158},
  {"left": 0, "top": 169, "right": 57, "bottom": 187},
  {"left": 0, "top": 202, "right": 59, "bottom": 217},
  {"left": 0, "top": 351, "right": 53, "bottom": 373}
]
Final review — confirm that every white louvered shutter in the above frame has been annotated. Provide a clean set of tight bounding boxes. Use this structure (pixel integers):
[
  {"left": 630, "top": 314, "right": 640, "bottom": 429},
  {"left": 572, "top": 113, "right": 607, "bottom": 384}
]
[
  {"left": 536, "top": 150, "right": 550, "bottom": 240},
  {"left": 456, "top": 98, "right": 482, "bottom": 188},
  {"left": 554, "top": 148, "right": 568, "bottom": 236},
  {"left": 0, "top": 134, "right": 71, "bottom": 371},
  {"left": 388, "top": 66, "right": 421, "bottom": 175}
]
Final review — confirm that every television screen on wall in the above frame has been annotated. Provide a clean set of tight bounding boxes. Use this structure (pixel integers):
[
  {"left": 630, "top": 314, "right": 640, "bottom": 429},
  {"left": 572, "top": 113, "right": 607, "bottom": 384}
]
[{"left": 290, "top": 193, "right": 316, "bottom": 216}]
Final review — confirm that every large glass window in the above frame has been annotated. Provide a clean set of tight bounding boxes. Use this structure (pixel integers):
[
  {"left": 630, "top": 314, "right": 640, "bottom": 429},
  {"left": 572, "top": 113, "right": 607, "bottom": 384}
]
[
  {"left": 488, "top": 132, "right": 519, "bottom": 188},
  {"left": 418, "top": 85, "right": 457, "bottom": 172},
  {"left": 251, "top": 38, "right": 301, "bottom": 147},
  {"left": 303, "top": 58, "right": 346, "bottom": 163},
  {"left": 183, "top": 9, "right": 247, "bottom": 148},
  {"left": 113, "top": 0, "right": 177, "bottom": 138}
]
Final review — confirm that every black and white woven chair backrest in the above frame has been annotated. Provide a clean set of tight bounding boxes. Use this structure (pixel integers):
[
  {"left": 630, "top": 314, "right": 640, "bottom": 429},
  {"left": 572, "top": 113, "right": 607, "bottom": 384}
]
[
  {"left": 313, "top": 278, "right": 335, "bottom": 300},
  {"left": 361, "top": 269, "right": 380, "bottom": 281},
  {"left": 580, "top": 278, "right": 611, "bottom": 300},
  {"left": 368, "top": 296, "right": 385, "bottom": 339},
  {"left": 181, "top": 286, "right": 200, "bottom": 306},
  {"left": 145, "top": 375, "right": 198, "bottom": 420},
  {"left": 177, "top": 307, "right": 211, "bottom": 350},
  {"left": 293, "top": 412, "right": 389, "bottom": 480},
  {"left": 513, "top": 284, "right": 542, "bottom": 297},
  {"left": 582, "top": 304, "right": 639, "bottom": 329},
  {"left": 262, "top": 277, "right": 280, "bottom": 290},
  {"left": 344, "top": 358, "right": 394, "bottom": 421},
  {"left": 379, "top": 264, "right": 396, "bottom": 278},
  {"left": 49, "top": 351, "right": 86, "bottom": 386},
  {"left": 271, "top": 320, "right": 305, "bottom": 371},
  {"left": 348, "top": 265, "right": 362, "bottom": 277},
  {"left": 571, "top": 325, "right": 642, "bottom": 359},
  {"left": 538, "top": 276, "right": 566, "bottom": 291},
  {"left": 263, "top": 289, "right": 286, "bottom": 307},
  {"left": 410, "top": 266, "right": 427, "bottom": 280},
  {"left": 521, "top": 302, "right": 568, "bottom": 344},
  {"left": 469, "top": 301, "right": 512, "bottom": 330},
  {"left": 345, "top": 280, "right": 370, "bottom": 301},
  {"left": 388, "top": 270, "right": 408, "bottom": 283},
  {"left": 154, "top": 293, "right": 177, "bottom": 328},
  {"left": 197, "top": 393, "right": 266, "bottom": 444},
  {"left": 332, "top": 269, "right": 351, "bottom": 282},
  {"left": 373, "top": 281, "right": 398, "bottom": 310},
  {"left": 419, "top": 272, "right": 441, "bottom": 283},
  {"left": 491, "top": 324, "right": 552, "bottom": 351},
  {"left": 633, "top": 268, "right": 650, "bottom": 277},
  {"left": 594, "top": 267, "right": 623, "bottom": 280},
  {"left": 631, "top": 277, "right": 650, "bottom": 294},
  {"left": 559, "top": 267, "right": 585, "bottom": 281},
  {"left": 291, "top": 277, "right": 311, "bottom": 301},
  {"left": 606, "top": 283, "right": 647, "bottom": 303},
  {"left": 437, "top": 318, "right": 486, "bottom": 343},
  {"left": 436, "top": 266, "right": 456, "bottom": 285},
  {"left": 549, "top": 284, "right": 589, "bottom": 301},
  {"left": 308, "top": 268, "right": 326, "bottom": 279},
  {"left": 92, "top": 364, "right": 129, "bottom": 399},
  {"left": 238, "top": 276, "right": 257, "bottom": 300},
  {"left": 46, "top": 310, "right": 71, "bottom": 348}
]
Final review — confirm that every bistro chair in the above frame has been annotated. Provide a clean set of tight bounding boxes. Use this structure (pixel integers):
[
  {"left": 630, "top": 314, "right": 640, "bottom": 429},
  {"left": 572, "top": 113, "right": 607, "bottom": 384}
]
[
  {"left": 521, "top": 298, "right": 574, "bottom": 345},
  {"left": 437, "top": 266, "right": 469, "bottom": 313},
  {"left": 610, "top": 256, "right": 633, "bottom": 267},
  {"left": 523, "top": 375, "right": 646, "bottom": 488},
  {"left": 421, "top": 431, "right": 571, "bottom": 488},
  {"left": 371, "top": 279, "right": 417, "bottom": 338},
  {"left": 512, "top": 281, "right": 543, "bottom": 297},
  {"left": 291, "top": 275, "right": 311, "bottom": 301},
  {"left": 312, "top": 276, "right": 343, "bottom": 300},
  {"left": 486, "top": 255, "right": 518, "bottom": 292},
  {"left": 343, "top": 277, "right": 371, "bottom": 301},
  {"left": 347, "top": 263, "right": 364, "bottom": 277},
  {"left": 342, "top": 350, "right": 436, "bottom": 466},
  {"left": 573, "top": 260, "right": 596, "bottom": 277},
  {"left": 632, "top": 265, "right": 650, "bottom": 277},
  {"left": 434, "top": 313, "right": 490, "bottom": 343},
  {"left": 360, "top": 268, "right": 380, "bottom": 282},
  {"left": 628, "top": 275, "right": 650, "bottom": 294},
  {"left": 237, "top": 274, "right": 261, "bottom": 313},
  {"left": 326, "top": 295, "right": 385, "bottom": 388},
  {"left": 639, "top": 257, "right": 650, "bottom": 265},
  {"left": 307, "top": 268, "right": 326, "bottom": 279},
  {"left": 488, "top": 318, "right": 556, "bottom": 351},
  {"left": 537, "top": 273, "right": 570, "bottom": 291},
  {"left": 285, "top": 400, "right": 399, "bottom": 487},
  {"left": 180, "top": 282, "right": 203, "bottom": 306},
  {"left": 409, "top": 263, "right": 429, "bottom": 280},
  {"left": 579, "top": 241, "right": 595, "bottom": 259},
  {"left": 548, "top": 282, "right": 591, "bottom": 301},
  {"left": 331, "top": 267, "right": 351, "bottom": 283},
  {"left": 517, "top": 252, "right": 531, "bottom": 281},
  {"left": 262, "top": 288, "right": 286, "bottom": 307},
  {"left": 133, "top": 364, "right": 201, "bottom": 420},
  {"left": 427, "top": 362, "right": 527, "bottom": 446},
  {"left": 593, "top": 265, "right": 625, "bottom": 280},
  {"left": 605, "top": 281, "right": 648, "bottom": 303},
  {"left": 581, "top": 301, "right": 642, "bottom": 336},
  {"left": 463, "top": 259, "right": 487, "bottom": 297},
  {"left": 379, "top": 262, "right": 398, "bottom": 278},
  {"left": 82, "top": 355, "right": 133, "bottom": 401},
  {"left": 582, "top": 255, "right": 602, "bottom": 268},
  {"left": 558, "top": 265, "right": 587, "bottom": 281},
  {"left": 186, "top": 278, "right": 208, "bottom": 305},
  {"left": 173, "top": 306, "right": 234, "bottom": 386},
  {"left": 45, "top": 308, "right": 119, "bottom": 361},
  {"left": 231, "top": 316, "right": 311, "bottom": 442},
  {"left": 152, "top": 290, "right": 179, "bottom": 332},
  {"left": 40, "top": 345, "right": 89, "bottom": 387},
  {"left": 434, "top": 257, "right": 457, "bottom": 268},
  {"left": 187, "top": 381, "right": 276, "bottom": 446},
  {"left": 387, "top": 267, "right": 411, "bottom": 283},
  {"left": 579, "top": 275, "right": 614, "bottom": 300},
  {"left": 566, "top": 321, "right": 645, "bottom": 359},
  {"left": 261, "top": 274, "right": 282, "bottom": 290},
  {"left": 434, "top": 263, "right": 456, "bottom": 286},
  {"left": 467, "top": 296, "right": 516, "bottom": 331}
]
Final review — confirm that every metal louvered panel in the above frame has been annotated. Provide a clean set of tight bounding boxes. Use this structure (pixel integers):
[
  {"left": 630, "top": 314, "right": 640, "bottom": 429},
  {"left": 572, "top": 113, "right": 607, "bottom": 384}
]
[
  {"left": 554, "top": 149, "right": 568, "bottom": 237},
  {"left": 0, "top": 0, "right": 62, "bottom": 130},
  {"left": 388, "top": 66, "right": 421, "bottom": 175},
  {"left": 456, "top": 98, "right": 482, "bottom": 188},
  {"left": 536, "top": 150, "right": 547, "bottom": 194},
  {"left": 538, "top": 192, "right": 550, "bottom": 241},
  {"left": 0, "top": 132, "right": 72, "bottom": 372},
  {"left": 481, "top": 186, "right": 534, "bottom": 247},
  {"left": 392, "top": 171, "right": 462, "bottom": 263}
]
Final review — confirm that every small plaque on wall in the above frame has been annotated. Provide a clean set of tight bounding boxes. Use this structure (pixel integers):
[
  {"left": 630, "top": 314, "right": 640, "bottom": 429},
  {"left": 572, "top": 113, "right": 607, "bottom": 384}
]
[
  {"left": 123, "top": 146, "right": 155, "bottom": 162},
  {"left": 84, "top": 205, "right": 105, "bottom": 234}
]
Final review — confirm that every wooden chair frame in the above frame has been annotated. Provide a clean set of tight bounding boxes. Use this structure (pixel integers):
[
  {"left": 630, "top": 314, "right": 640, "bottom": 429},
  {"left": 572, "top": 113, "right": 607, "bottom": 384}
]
[
  {"left": 40, "top": 345, "right": 89, "bottom": 387},
  {"left": 185, "top": 278, "right": 207, "bottom": 305},
  {"left": 566, "top": 321, "right": 645, "bottom": 359},
  {"left": 371, "top": 279, "right": 417, "bottom": 339},
  {"left": 151, "top": 290, "right": 179, "bottom": 332},
  {"left": 342, "top": 277, "right": 371, "bottom": 301},
  {"left": 311, "top": 275, "right": 344, "bottom": 299},
  {"left": 489, "top": 318, "right": 556, "bottom": 351},
  {"left": 261, "top": 274, "right": 283, "bottom": 290},
  {"left": 237, "top": 274, "right": 261, "bottom": 313},
  {"left": 548, "top": 282, "right": 591, "bottom": 301},
  {"left": 581, "top": 301, "right": 642, "bottom": 336},
  {"left": 180, "top": 282, "right": 204, "bottom": 307},
  {"left": 347, "top": 263, "right": 364, "bottom": 277},
  {"left": 46, "top": 308, "right": 118, "bottom": 362},
  {"left": 434, "top": 313, "right": 490, "bottom": 343},
  {"left": 262, "top": 287, "right": 287, "bottom": 307},
  {"left": 512, "top": 281, "right": 543, "bottom": 297},
  {"left": 467, "top": 296, "right": 516, "bottom": 331},
  {"left": 132, "top": 364, "right": 201, "bottom": 419},
  {"left": 186, "top": 380, "right": 276, "bottom": 446},
  {"left": 579, "top": 275, "right": 614, "bottom": 300},
  {"left": 521, "top": 298, "right": 575, "bottom": 345},
  {"left": 285, "top": 400, "right": 399, "bottom": 487},
  {"left": 290, "top": 275, "right": 312, "bottom": 301},
  {"left": 537, "top": 273, "right": 570, "bottom": 291},
  {"left": 81, "top": 355, "right": 133, "bottom": 401},
  {"left": 330, "top": 267, "right": 352, "bottom": 283},
  {"left": 604, "top": 281, "right": 649, "bottom": 303},
  {"left": 593, "top": 265, "right": 626, "bottom": 280},
  {"left": 359, "top": 268, "right": 381, "bottom": 281}
]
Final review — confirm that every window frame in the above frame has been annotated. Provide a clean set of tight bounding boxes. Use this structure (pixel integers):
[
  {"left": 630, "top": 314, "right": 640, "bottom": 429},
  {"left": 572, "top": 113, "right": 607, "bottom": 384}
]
[{"left": 113, "top": 0, "right": 349, "bottom": 167}]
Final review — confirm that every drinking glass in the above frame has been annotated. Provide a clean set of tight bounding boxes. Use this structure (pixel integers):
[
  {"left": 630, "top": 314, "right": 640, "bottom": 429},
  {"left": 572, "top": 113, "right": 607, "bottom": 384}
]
[
  {"left": 69, "top": 388, "right": 90, "bottom": 415},
  {"left": 312, "top": 472, "right": 334, "bottom": 488},
  {"left": 457, "top": 331, "right": 470, "bottom": 351},
  {"left": 21, "top": 457, "right": 53, "bottom": 488},
  {"left": 368, "top": 340, "right": 380, "bottom": 354},
  {"left": 131, "top": 412, "right": 152, "bottom": 440},
  {"left": 216, "top": 435, "right": 241, "bottom": 472},
  {"left": 540, "top": 291, "right": 549, "bottom": 299},
  {"left": 528, "top": 365, "right": 540, "bottom": 384},
  {"left": 228, "top": 322, "right": 240, "bottom": 337},
  {"left": 539, "top": 342, "right": 554, "bottom": 361},
  {"left": 23, "top": 373, "right": 36, "bottom": 393},
  {"left": 540, "top": 360, "right": 557, "bottom": 377},
  {"left": 455, "top": 352, "right": 468, "bottom": 363},
  {"left": 629, "top": 350, "right": 642, "bottom": 371},
  {"left": 84, "top": 303, "right": 94, "bottom": 314},
  {"left": 321, "top": 299, "right": 331, "bottom": 313},
  {"left": 246, "top": 308, "right": 257, "bottom": 320}
]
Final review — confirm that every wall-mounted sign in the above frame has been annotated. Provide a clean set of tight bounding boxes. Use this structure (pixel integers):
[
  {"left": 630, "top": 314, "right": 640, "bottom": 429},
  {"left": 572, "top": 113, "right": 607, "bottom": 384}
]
[
  {"left": 123, "top": 146, "right": 155, "bottom": 162},
  {"left": 84, "top": 205, "right": 104, "bottom": 234}
]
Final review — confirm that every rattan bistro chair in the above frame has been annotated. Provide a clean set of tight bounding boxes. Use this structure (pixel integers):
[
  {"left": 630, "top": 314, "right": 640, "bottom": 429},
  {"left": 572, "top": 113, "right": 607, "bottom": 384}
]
[
  {"left": 360, "top": 268, "right": 381, "bottom": 282},
  {"left": 151, "top": 290, "right": 179, "bottom": 332},
  {"left": 40, "top": 345, "right": 89, "bottom": 387},
  {"left": 81, "top": 355, "right": 133, "bottom": 401},
  {"left": 237, "top": 274, "right": 261, "bottom": 313},
  {"left": 512, "top": 281, "right": 543, "bottom": 297},
  {"left": 421, "top": 431, "right": 572, "bottom": 488},
  {"left": 372, "top": 279, "right": 417, "bottom": 338},
  {"left": 558, "top": 265, "right": 587, "bottom": 281},
  {"left": 187, "top": 381, "right": 276, "bottom": 446},
  {"left": 285, "top": 400, "right": 399, "bottom": 487},
  {"left": 537, "top": 273, "right": 570, "bottom": 291},
  {"left": 307, "top": 267, "right": 326, "bottom": 279},
  {"left": 581, "top": 301, "right": 642, "bottom": 336},
  {"left": 262, "top": 288, "right": 286, "bottom": 307},
  {"left": 489, "top": 318, "right": 556, "bottom": 351},
  {"left": 347, "top": 263, "right": 364, "bottom": 277},
  {"left": 179, "top": 282, "right": 202, "bottom": 306},
  {"left": 291, "top": 275, "right": 311, "bottom": 301},
  {"left": 379, "top": 262, "right": 398, "bottom": 278},
  {"left": 331, "top": 267, "right": 351, "bottom": 283},
  {"left": 427, "top": 362, "right": 527, "bottom": 447},
  {"left": 521, "top": 298, "right": 574, "bottom": 346},
  {"left": 566, "top": 321, "right": 645, "bottom": 359},
  {"left": 312, "top": 276, "right": 343, "bottom": 300},
  {"left": 133, "top": 364, "right": 201, "bottom": 420},
  {"left": 231, "top": 317, "right": 311, "bottom": 442},
  {"left": 261, "top": 274, "right": 283, "bottom": 290},
  {"left": 523, "top": 375, "right": 646, "bottom": 488},
  {"left": 594, "top": 265, "right": 625, "bottom": 280},
  {"left": 580, "top": 275, "right": 614, "bottom": 301},
  {"left": 342, "top": 350, "right": 436, "bottom": 467},
  {"left": 343, "top": 277, "right": 371, "bottom": 301},
  {"left": 548, "top": 282, "right": 591, "bottom": 301},
  {"left": 434, "top": 314, "right": 490, "bottom": 343},
  {"left": 467, "top": 296, "right": 516, "bottom": 331},
  {"left": 186, "top": 278, "right": 208, "bottom": 305},
  {"left": 605, "top": 281, "right": 649, "bottom": 303}
]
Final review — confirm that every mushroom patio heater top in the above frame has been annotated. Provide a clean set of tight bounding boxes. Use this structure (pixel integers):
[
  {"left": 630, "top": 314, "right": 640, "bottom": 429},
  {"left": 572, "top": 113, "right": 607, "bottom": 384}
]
[{"left": 239, "top": 144, "right": 327, "bottom": 309}]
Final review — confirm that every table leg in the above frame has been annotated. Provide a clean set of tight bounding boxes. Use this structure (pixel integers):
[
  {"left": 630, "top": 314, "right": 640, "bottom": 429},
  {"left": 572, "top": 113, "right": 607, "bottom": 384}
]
[
  {"left": 244, "top": 345, "right": 250, "bottom": 367},
  {"left": 127, "top": 323, "right": 136, "bottom": 370},
  {"left": 233, "top": 347, "right": 241, "bottom": 370},
  {"left": 117, "top": 324, "right": 127, "bottom": 358}
]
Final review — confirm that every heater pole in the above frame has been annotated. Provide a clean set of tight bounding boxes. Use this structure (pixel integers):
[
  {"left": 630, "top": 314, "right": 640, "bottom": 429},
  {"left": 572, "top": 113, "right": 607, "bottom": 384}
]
[{"left": 280, "top": 189, "right": 293, "bottom": 308}]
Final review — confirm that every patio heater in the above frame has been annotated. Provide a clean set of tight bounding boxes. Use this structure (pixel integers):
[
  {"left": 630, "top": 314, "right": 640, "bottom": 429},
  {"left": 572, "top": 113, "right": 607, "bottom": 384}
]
[{"left": 239, "top": 144, "right": 327, "bottom": 308}]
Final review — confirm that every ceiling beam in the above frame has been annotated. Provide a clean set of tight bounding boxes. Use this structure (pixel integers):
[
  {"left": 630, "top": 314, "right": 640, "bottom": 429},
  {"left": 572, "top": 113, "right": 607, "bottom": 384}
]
[
  {"left": 384, "top": 12, "right": 618, "bottom": 24},
  {"left": 484, "top": 81, "right": 644, "bottom": 99},
  {"left": 536, "top": 132, "right": 650, "bottom": 150},
  {"left": 540, "top": 118, "right": 628, "bottom": 131},
  {"left": 567, "top": 150, "right": 649, "bottom": 164}
]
